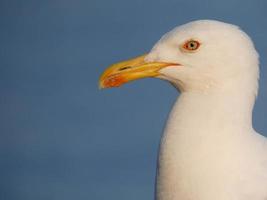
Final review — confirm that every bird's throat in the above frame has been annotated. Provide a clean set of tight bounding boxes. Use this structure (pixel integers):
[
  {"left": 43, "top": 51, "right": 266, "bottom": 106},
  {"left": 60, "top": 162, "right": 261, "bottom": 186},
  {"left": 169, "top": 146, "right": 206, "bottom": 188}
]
[{"left": 156, "top": 90, "right": 255, "bottom": 200}]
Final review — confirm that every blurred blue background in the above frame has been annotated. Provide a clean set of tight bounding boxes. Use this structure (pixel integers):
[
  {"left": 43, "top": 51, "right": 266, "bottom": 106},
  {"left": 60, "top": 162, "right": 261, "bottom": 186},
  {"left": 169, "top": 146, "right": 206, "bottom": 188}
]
[{"left": 1, "top": 0, "right": 267, "bottom": 199}]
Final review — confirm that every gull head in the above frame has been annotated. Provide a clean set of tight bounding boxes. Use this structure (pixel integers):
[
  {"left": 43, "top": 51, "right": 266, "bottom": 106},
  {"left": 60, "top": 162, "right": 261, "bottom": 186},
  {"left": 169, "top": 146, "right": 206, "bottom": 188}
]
[{"left": 99, "top": 20, "right": 259, "bottom": 93}]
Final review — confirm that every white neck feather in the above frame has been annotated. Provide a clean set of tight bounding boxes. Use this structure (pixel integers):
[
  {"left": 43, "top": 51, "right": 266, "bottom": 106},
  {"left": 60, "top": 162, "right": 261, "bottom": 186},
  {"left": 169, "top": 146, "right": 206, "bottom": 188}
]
[{"left": 156, "top": 75, "right": 258, "bottom": 200}]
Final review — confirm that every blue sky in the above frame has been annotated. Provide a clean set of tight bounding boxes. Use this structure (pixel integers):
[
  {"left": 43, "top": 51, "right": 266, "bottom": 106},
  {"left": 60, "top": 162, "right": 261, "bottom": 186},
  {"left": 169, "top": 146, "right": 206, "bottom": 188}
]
[{"left": 1, "top": 0, "right": 267, "bottom": 199}]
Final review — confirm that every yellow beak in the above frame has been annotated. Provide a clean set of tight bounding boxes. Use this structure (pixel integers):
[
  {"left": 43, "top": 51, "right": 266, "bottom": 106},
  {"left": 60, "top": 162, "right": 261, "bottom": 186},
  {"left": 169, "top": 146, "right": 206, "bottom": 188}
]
[{"left": 99, "top": 54, "right": 179, "bottom": 89}]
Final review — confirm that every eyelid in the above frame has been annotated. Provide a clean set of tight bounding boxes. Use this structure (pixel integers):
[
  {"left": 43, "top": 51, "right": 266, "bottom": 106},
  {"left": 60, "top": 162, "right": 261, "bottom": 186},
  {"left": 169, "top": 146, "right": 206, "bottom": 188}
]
[{"left": 180, "top": 39, "right": 201, "bottom": 52}]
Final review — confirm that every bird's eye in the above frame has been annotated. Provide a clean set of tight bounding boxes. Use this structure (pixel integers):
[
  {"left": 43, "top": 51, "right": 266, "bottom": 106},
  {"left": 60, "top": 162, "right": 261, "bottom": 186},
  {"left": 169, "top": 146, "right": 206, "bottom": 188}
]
[{"left": 182, "top": 40, "right": 200, "bottom": 51}]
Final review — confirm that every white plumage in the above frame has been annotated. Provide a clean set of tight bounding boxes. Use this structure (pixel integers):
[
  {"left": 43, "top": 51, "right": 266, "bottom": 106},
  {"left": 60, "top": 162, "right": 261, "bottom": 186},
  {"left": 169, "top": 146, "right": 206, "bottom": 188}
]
[
  {"left": 100, "top": 19, "right": 267, "bottom": 200},
  {"left": 146, "top": 20, "right": 267, "bottom": 200}
]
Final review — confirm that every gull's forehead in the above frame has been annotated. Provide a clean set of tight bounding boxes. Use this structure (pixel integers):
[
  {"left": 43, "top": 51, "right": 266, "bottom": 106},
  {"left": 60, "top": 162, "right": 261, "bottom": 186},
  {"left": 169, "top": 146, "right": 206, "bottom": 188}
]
[{"left": 157, "top": 20, "right": 241, "bottom": 44}]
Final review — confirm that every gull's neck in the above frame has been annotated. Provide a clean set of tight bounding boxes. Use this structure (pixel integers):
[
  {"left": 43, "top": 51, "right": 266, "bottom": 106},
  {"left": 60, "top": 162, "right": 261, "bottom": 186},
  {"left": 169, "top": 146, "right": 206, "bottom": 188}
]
[
  {"left": 164, "top": 72, "right": 258, "bottom": 138},
  {"left": 156, "top": 81, "right": 258, "bottom": 200},
  {"left": 166, "top": 89, "right": 255, "bottom": 138}
]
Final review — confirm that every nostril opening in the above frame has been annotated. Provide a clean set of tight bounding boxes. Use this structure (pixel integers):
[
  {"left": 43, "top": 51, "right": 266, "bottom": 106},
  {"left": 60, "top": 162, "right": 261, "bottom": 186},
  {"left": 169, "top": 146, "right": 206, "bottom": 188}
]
[{"left": 119, "top": 66, "right": 132, "bottom": 71}]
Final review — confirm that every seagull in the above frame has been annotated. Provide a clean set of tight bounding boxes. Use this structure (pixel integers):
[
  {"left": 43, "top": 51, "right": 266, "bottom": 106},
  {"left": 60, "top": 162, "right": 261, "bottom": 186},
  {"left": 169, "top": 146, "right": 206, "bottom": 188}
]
[{"left": 99, "top": 20, "right": 267, "bottom": 200}]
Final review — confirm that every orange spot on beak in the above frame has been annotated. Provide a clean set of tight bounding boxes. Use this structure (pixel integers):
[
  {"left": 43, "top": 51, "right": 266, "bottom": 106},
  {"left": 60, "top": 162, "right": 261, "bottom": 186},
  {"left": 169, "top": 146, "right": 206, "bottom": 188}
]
[{"left": 103, "top": 74, "right": 126, "bottom": 88}]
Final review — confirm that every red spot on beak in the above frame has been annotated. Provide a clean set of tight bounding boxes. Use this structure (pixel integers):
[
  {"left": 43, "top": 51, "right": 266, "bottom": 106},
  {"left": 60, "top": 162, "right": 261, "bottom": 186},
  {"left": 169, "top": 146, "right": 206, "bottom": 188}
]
[{"left": 103, "top": 74, "right": 126, "bottom": 88}]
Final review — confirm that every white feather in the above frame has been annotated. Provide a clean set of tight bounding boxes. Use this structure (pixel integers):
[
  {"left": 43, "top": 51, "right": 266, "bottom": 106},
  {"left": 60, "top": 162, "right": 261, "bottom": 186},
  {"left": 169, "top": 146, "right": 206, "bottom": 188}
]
[{"left": 145, "top": 20, "right": 267, "bottom": 200}]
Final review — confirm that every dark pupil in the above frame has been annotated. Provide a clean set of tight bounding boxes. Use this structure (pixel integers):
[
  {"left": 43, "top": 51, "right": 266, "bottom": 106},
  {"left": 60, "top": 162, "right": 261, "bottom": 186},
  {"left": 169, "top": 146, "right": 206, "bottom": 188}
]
[{"left": 189, "top": 42, "right": 195, "bottom": 48}]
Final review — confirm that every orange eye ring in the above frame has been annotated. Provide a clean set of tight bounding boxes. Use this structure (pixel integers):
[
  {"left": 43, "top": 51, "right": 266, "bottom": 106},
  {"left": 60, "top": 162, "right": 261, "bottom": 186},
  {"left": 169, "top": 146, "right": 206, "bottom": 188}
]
[{"left": 183, "top": 40, "right": 201, "bottom": 51}]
